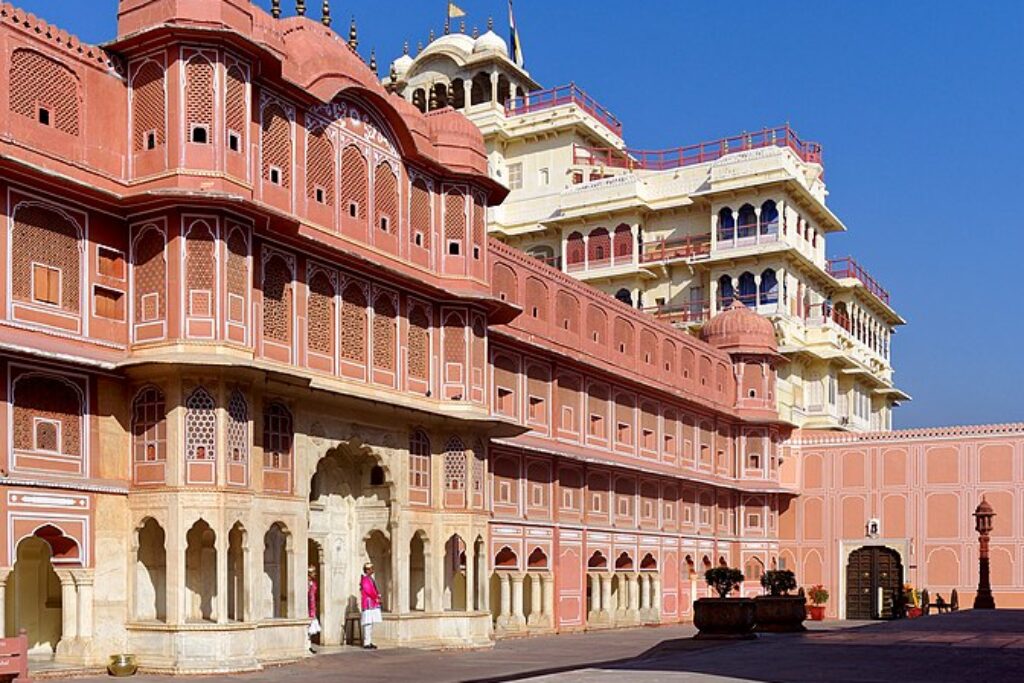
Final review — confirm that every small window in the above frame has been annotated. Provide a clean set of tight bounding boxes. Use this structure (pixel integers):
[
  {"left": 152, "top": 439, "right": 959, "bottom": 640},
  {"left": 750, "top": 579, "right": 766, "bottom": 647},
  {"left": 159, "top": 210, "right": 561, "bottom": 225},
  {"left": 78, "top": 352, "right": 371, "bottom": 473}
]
[
  {"left": 473, "top": 246, "right": 481, "bottom": 260},
  {"left": 146, "top": 131, "right": 157, "bottom": 150},
  {"left": 97, "top": 247, "right": 125, "bottom": 280},
  {"left": 414, "top": 232, "right": 424, "bottom": 247},
  {"left": 369, "top": 465, "right": 385, "bottom": 486},
  {"left": 642, "top": 428, "right": 655, "bottom": 450},
  {"left": 228, "top": 131, "right": 241, "bottom": 152},
  {"left": 94, "top": 286, "right": 125, "bottom": 320},
  {"left": 315, "top": 187, "right": 326, "bottom": 204},
  {"left": 349, "top": 202, "right": 358, "bottom": 218},
  {"left": 616, "top": 422, "right": 631, "bottom": 444},
  {"left": 448, "top": 241, "right": 461, "bottom": 256},
  {"left": 190, "top": 125, "right": 209, "bottom": 144},
  {"left": 497, "top": 387, "right": 513, "bottom": 413},
  {"left": 37, "top": 106, "right": 50, "bottom": 126},
  {"left": 618, "top": 343, "right": 626, "bottom": 353},
  {"left": 380, "top": 216, "right": 390, "bottom": 233},
  {"left": 748, "top": 453, "right": 761, "bottom": 469},
  {"left": 508, "top": 163, "right": 523, "bottom": 190},
  {"left": 528, "top": 396, "right": 544, "bottom": 421},
  {"left": 589, "top": 414, "right": 604, "bottom": 437},
  {"left": 269, "top": 166, "right": 282, "bottom": 185},
  {"left": 538, "top": 168, "right": 549, "bottom": 186},
  {"left": 747, "top": 513, "right": 762, "bottom": 528},
  {"left": 664, "top": 434, "right": 676, "bottom": 454},
  {"left": 32, "top": 264, "right": 61, "bottom": 306},
  {"left": 749, "top": 389, "right": 757, "bottom": 398},
  {"left": 531, "top": 306, "right": 539, "bottom": 318},
  {"left": 33, "top": 418, "right": 60, "bottom": 452}
]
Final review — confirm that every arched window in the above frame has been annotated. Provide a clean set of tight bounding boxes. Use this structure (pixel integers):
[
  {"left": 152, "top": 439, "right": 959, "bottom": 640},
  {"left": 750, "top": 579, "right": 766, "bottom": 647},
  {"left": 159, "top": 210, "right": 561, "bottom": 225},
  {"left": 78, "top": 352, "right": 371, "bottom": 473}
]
[
  {"left": 225, "top": 63, "right": 247, "bottom": 152},
  {"left": 443, "top": 436, "right": 466, "bottom": 491},
  {"left": 132, "top": 386, "right": 166, "bottom": 465},
  {"left": 410, "top": 179, "right": 432, "bottom": 249},
  {"left": 261, "top": 103, "right": 291, "bottom": 187},
  {"left": 306, "top": 126, "right": 335, "bottom": 205},
  {"left": 184, "top": 53, "right": 214, "bottom": 144},
  {"left": 185, "top": 387, "right": 216, "bottom": 461},
  {"left": 412, "top": 89, "right": 426, "bottom": 113},
  {"left": 307, "top": 269, "right": 336, "bottom": 356},
  {"left": 409, "top": 430, "right": 431, "bottom": 491},
  {"left": 737, "top": 204, "right": 757, "bottom": 238},
  {"left": 718, "top": 207, "right": 735, "bottom": 241},
  {"left": 11, "top": 203, "right": 82, "bottom": 314},
  {"left": 431, "top": 82, "right": 449, "bottom": 110},
  {"left": 738, "top": 272, "right": 757, "bottom": 306},
  {"left": 374, "top": 162, "right": 399, "bottom": 235},
  {"left": 372, "top": 292, "right": 397, "bottom": 371},
  {"left": 131, "top": 60, "right": 165, "bottom": 151},
  {"left": 407, "top": 305, "right": 431, "bottom": 382},
  {"left": 451, "top": 78, "right": 466, "bottom": 109},
  {"left": 470, "top": 72, "right": 491, "bottom": 105},
  {"left": 718, "top": 275, "right": 734, "bottom": 308},
  {"left": 10, "top": 49, "right": 80, "bottom": 136},
  {"left": 588, "top": 228, "right": 610, "bottom": 264},
  {"left": 760, "top": 269, "right": 779, "bottom": 305},
  {"left": 262, "top": 254, "right": 293, "bottom": 344},
  {"left": 496, "top": 75, "right": 511, "bottom": 106},
  {"left": 227, "top": 391, "right": 249, "bottom": 487},
  {"left": 613, "top": 223, "right": 633, "bottom": 259},
  {"left": 341, "top": 145, "right": 368, "bottom": 224},
  {"left": 760, "top": 200, "right": 779, "bottom": 235},
  {"left": 566, "top": 231, "right": 585, "bottom": 267},
  {"left": 341, "top": 281, "right": 368, "bottom": 363},
  {"left": 614, "top": 288, "right": 633, "bottom": 306},
  {"left": 263, "top": 402, "right": 293, "bottom": 471}
]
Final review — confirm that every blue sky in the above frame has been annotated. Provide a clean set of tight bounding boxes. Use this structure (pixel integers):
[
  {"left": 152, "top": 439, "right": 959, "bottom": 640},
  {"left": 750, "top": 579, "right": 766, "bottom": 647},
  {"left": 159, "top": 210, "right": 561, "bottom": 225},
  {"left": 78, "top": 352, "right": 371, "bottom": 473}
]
[{"left": 16, "top": 1, "right": 1024, "bottom": 428}]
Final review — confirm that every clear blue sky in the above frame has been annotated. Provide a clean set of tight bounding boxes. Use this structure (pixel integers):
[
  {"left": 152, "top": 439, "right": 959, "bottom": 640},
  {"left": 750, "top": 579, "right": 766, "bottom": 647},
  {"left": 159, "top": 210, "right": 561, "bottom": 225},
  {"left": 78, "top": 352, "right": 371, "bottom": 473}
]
[{"left": 17, "top": 1, "right": 1024, "bottom": 428}]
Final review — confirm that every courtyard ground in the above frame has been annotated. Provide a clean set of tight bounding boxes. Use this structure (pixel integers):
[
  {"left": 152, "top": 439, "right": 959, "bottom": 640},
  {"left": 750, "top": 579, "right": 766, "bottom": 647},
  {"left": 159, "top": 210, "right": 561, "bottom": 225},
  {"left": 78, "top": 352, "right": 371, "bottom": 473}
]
[{"left": 48, "top": 610, "right": 1024, "bottom": 682}]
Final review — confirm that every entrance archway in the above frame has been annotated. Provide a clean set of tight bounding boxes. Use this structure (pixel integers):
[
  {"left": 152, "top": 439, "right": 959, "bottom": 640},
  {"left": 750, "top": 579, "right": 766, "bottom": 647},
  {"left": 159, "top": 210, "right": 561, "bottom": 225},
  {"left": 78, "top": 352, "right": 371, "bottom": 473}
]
[
  {"left": 846, "top": 546, "right": 903, "bottom": 619},
  {"left": 7, "top": 535, "right": 63, "bottom": 653}
]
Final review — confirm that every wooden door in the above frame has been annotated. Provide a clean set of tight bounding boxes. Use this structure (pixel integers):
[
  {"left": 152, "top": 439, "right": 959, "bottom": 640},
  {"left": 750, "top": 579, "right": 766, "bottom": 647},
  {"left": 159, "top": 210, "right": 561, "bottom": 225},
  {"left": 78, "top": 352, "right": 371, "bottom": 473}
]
[{"left": 846, "top": 546, "right": 903, "bottom": 620}]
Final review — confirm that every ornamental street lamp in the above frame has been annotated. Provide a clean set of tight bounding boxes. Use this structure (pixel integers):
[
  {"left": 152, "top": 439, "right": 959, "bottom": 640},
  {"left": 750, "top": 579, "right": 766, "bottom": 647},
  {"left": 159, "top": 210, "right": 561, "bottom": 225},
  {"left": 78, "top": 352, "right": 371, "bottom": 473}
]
[{"left": 972, "top": 497, "right": 996, "bottom": 609}]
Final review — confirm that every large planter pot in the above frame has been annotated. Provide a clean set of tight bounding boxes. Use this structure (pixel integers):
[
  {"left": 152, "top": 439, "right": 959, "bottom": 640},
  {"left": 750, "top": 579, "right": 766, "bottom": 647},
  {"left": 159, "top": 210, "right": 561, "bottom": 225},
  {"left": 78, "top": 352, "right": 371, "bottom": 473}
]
[
  {"left": 754, "top": 595, "right": 808, "bottom": 633},
  {"left": 906, "top": 607, "right": 922, "bottom": 619},
  {"left": 807, "top": 604, "right": 826, "bottom": 621},
  {"left": 108, "top": 654, "right": 138, "bottom": 677},
  {"left": 693, "top": 598, "right": 757, "bottom": 640}
]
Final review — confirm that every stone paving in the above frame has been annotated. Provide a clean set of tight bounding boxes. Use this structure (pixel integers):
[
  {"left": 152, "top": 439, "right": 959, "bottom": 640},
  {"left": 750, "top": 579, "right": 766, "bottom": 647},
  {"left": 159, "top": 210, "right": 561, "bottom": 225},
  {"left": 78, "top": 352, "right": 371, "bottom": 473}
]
[{"left": 56, "top": 610, "right": 1024, "bottom": 682}]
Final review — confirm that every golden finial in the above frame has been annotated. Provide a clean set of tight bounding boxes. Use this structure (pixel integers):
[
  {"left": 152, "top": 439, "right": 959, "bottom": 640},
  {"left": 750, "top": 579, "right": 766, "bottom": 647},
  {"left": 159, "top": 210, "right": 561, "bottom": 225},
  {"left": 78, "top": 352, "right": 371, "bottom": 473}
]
[
  {"left": 369, "top": 49, "right": 378, "bottom": 76},
  {"left": 321, "top": 0, "right": 331, "bottom": 26},
  {"left": 460, "top": 20, "right": 466, "bottom": 34},
  {"left": 271, "top": 0, "right": 281, "bottom": 19},
  {"left": 428, "top": 28, "right": 435, "bottom": 43},
  {"left": 444, "top": 19, "right": 450, "bottom": 35},
  {"left": 348, "top": 16, "right": 358, "bottom": 50},
  {"left": 472, "top": 26, "right": 479, "bottom": 38},
  {"left": 296, "top": 0, "right": 306, "bottom": 16},
  {"left": 428, "top": 86, "right": 438, "bottom": 110},
  {"left": 416, "top": 41, "right": 423, "bottom": 55},
  {"left": 403, "top": 40, "right": 409, "bottom": 55},
  {"left": 487, "top": 16, "right": 494, "bottom": 31}
]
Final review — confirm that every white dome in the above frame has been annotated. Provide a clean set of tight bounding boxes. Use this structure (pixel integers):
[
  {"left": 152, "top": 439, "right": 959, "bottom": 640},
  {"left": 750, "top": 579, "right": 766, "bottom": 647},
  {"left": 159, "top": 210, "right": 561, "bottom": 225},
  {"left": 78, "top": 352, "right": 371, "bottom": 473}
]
[
  {"left": 423, "top": 33, "right": 475, "bottom": 57},
  {"left": 392, "top": 53, "right": 414, "bottom": 77},
  {"left": 473, "top": 30, "right": 508, "bottom": 56}
]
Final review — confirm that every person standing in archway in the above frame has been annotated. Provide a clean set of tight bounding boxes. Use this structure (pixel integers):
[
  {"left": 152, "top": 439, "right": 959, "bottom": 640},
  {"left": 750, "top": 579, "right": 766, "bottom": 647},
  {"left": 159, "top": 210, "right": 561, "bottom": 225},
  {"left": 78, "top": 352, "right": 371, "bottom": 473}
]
[
  {"left": 307, "top": 565, "right": 321, "bottom": 653},
  {"left": 360, "top": 562, "right": 382, "bottom": 649}
]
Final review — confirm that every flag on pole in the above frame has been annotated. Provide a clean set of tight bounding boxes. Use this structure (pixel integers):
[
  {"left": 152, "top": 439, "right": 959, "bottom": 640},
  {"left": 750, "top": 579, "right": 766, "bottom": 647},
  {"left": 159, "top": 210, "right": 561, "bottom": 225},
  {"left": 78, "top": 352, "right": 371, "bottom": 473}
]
[
  {"left": 508, "top": 0, "right": 524, "bottom": 66},
  {"left": 448, "top": 2, "right": 466, "bottom": 19}
]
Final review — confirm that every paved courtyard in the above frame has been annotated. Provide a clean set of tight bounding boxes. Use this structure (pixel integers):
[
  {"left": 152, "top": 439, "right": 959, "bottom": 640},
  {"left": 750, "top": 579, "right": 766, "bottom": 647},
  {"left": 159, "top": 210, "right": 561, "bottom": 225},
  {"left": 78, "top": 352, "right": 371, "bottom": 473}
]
[{"left": 56, "top": 610, "right": 1024, "bottom": 682}]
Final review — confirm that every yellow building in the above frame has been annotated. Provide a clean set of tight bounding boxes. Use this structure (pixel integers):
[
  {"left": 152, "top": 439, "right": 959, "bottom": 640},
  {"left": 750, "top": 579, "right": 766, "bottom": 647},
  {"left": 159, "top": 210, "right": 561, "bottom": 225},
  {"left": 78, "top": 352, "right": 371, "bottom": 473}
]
[{"left": 388, "top": 26, "right": 908, "bottom": 432}]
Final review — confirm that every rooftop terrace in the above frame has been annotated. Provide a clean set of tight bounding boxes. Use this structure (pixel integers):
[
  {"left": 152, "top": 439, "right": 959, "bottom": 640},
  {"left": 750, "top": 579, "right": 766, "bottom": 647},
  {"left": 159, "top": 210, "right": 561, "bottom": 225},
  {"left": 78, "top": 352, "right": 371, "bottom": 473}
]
[{"left": 505, "top": 83, "right": 623, "bottom": 137}]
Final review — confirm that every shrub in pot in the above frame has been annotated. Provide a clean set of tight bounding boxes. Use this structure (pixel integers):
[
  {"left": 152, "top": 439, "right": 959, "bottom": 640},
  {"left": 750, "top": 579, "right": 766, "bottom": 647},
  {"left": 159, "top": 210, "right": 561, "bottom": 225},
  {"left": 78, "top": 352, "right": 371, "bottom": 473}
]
[
  {"left": 693, "top": 567, "right": 756, "bottom": 639},
  {"left": 807, "top": 584, "right": 829, "bottom": 621},
  {"left": 754, "top": 570, "right": 807, "bottom": 633}
]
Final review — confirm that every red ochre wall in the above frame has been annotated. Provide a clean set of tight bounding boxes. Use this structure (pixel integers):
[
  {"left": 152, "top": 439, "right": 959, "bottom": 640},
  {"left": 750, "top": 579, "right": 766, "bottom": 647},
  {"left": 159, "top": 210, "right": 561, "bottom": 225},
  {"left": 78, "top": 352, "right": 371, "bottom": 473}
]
[{"left": 780, "top": 426, "right": 1024, "bottom": 616}]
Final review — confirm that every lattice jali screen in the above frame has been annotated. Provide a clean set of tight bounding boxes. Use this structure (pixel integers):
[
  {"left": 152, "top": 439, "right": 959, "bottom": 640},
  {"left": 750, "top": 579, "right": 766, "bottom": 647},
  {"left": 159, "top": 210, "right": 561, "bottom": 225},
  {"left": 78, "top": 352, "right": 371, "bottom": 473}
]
[
  {"left": 133, "top": 226, "right": 166, "bottom": 323},
  {"left": 9, "top": 49, "right": 80, "bottom": 136},
  {"left": 12, "top": 374, "right": 82, "bottom": 457},
  {"left": 372, "top": 292, "right": 397, "bottom": 371},
  {"left": 340, "top": 281, "right": 368, "bottom": 362},
  {"left": 471, "top": 317, "right": 486, "bottom": 376},
  {"left": 443, "top": 437, "right": 467, "bottom": 491},
  {"left": 132, "top": 386, "right": 166, "bottom": 463},
  {"left": 307, "top": 269, "right": 335, "bottom": 355},
  {"left": 11, "top": 203, "right": 82, "bottom": 312},
  {"left": 472, "top": 443, "right": 485, "bottom": 494},
  {"left": 410, "top": 179, "right": 431, "bottom": 248},
  {"left": 443, "top": 312, "right": 466, "bottom": 367},
  {"left": 472, "top": 193, "right": 486, "bottom": 247},
  {"left": 341, "top": 146, "right": 368, "bottom": 219},
  {"left": 225, "top": 64, "right": 247, "bottom": 145},
  {"left": 225, "top": 226, "right": 248, "bottom": 324},
  {"left": 407, "top": 306, "right": 430, "bottom": 381},
  {"left": 373, "top": 162, "right": 398, "bottom": 233},
  {"left": 262, "top": 254, "right": 292, "bottom": 344},
  {"left": 444, "top": 190, "right": 466, "bottom": 243},
  {"left": 185, "top": 387, "right": 216, "bottom": 460},
  {"left": 131, "top": 60, "right": 165, "bottom": 151},
  {"left": 306, "top": 128, "right": 335, "bottom": 204},
  {"left": 227, "top": 391, "right": 249, "bottom": 464},
  {"left": 261, "top": 103, "right": 291, "bottom": 186},
  {"left": 185, "top": 221, "right": 216, "bottom": 317},
  {"left": 185, "top": 54, "right": 214, "bottom": 134}
]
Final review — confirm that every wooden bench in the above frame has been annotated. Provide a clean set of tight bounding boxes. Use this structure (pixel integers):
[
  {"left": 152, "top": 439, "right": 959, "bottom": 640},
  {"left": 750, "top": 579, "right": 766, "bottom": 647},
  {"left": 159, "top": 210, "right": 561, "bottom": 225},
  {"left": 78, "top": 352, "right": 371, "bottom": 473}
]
[{"left": 0, "top": 629, "right": 30, "bottom": 683}]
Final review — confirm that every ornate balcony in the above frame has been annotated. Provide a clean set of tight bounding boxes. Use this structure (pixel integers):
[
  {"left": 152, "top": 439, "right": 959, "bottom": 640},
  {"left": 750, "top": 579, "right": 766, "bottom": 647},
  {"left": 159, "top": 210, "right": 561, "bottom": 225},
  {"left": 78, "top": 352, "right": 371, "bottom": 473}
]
[
  {"left": 827, "top": 257, "right": 890, "bottom": 306},
  {"left": 505, "top": 83, "right": 623, "bottom": 136}
]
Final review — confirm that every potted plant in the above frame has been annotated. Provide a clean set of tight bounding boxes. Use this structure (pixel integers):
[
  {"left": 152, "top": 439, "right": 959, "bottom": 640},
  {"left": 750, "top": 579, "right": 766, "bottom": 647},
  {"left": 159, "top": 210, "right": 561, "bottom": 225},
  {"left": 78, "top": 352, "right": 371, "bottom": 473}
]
[
  {"left": 754, "top": 570, "right": 807, "bottom": 633},
  {"left": 693, "top": 567, "right": 756, "bottom": 639},
  {"left": 904, "top": 584, "right": 922, "bottom": 618},
  {"left": 807, "top": 584, "right": 829, "bottom": 621}
]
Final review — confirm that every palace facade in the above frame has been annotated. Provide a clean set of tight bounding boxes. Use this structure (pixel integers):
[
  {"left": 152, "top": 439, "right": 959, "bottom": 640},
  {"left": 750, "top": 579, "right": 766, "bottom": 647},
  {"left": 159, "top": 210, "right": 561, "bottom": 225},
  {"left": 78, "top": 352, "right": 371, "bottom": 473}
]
[{"left": 0, "top": 0, "right": 1020, "bottom": 676}]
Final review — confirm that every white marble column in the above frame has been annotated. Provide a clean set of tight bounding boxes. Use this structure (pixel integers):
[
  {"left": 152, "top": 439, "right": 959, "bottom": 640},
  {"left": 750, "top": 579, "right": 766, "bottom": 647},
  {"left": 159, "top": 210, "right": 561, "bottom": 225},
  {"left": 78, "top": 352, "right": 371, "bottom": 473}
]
[
  {"left": 628, "top": 573, "right": 640, "bottom": 620},
  {"left": 74, "top": 570, "right": 94, "bottom": 640},
  {"left": 58, "top": 571, "right": 78, "bottom": 641},
  {"left": 542, "top": 573, "right": 555, "bottom": 628},
  {"left": 511, "top": 573, "right": 526, "bottom": 627},
  {"left": 528, "top": 573, "right": 543, "bottom": 627},
  {"left": 464, "top": 544, "right": 475, "bottom": 612},
  {"left": 600, "top": 573, "right": 613, "bottom": 619},
  {"left": 588, "top": 573, "right": 600, "bottom": 615},
  {"left": 652, "top": 575, "right": 662, "bottom": 621},
  {"left": 640, "top": 573, "right": 651, "bottom": 611},
  {"left": 497, "top": 571, "right": 512, "bottom": 628}
]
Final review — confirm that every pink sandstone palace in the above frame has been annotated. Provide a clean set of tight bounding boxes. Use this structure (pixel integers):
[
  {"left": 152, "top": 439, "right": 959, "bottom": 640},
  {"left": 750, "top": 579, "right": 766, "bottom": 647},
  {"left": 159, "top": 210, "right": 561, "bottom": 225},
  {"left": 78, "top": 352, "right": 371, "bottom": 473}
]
[{"left": 0, "top": 0, "right": 1020, "bottom": 674}]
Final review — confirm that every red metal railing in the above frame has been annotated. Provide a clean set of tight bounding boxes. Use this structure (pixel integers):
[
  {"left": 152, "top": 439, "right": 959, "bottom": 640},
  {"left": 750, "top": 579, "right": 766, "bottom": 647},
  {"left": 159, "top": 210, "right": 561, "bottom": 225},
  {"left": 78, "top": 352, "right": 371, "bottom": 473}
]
[
  {"left": 640, "top": 233, "right": 711, "bottom": 263},
  {"left": 572, "top": 125, "right": 823, "bottom": 171},
  {"left": 643, "top": 301, "right": 710, "bottom": 324},
  {"left": 807, "top": 303, "right": 853, "bottom": 333},
  {"left": 505, "top": 83, "right": 623, "bottom": 136},
  {"left": 827, "top": 257, "right": 890, "bottom": 306}
]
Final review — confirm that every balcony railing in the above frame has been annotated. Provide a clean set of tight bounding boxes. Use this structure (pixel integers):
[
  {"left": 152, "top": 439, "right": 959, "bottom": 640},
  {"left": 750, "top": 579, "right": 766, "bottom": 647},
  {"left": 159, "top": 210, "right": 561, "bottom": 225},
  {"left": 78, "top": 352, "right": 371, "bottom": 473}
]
[
  {"left": 505, "top": 83, "right": 623, "bottom": 136},
  {"left": 641, "top": 233, "right": 711, "bottom": 263},
  {"left": 827, "top": 257, "right": 890, "bottom": 306},
  {"left": 643, "top": 301, "right": 710, "bottom": 325},
  {"left": 717, "top": 223, "right": 780, "bottom": 248},
  {"left": 572, "top": 124, "right": 823, "bottom": 171}
]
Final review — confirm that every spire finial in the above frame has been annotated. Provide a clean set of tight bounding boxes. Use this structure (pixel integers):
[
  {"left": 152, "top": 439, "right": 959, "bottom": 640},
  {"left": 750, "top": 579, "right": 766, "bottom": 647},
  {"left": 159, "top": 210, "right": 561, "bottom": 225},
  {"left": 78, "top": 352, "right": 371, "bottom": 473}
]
[
  {"left": 271, "top": 0, "right": 281, "bottom": 19},
  {"left": 348, "top": 16, "right": 358, "bottom": 50},
  {"left": 369, "top": 49, "right": 378, "bottom": 76},
  {"left": 321, "top": 0, "right": 331, "bottom": 26},
  {"left": 488, "top": 16, "right": 494, "bottom": 31},
  {"left": 296, "top": 0, "right": 306, "bottom": 17},
  {"left": 460, "top": 20, "right": 466, "bottom": 34},
  {"left": 389, "top": 62, "right": 397, "bottom": 84},
  {"left": 403, "top": 40, "right": 409, "bottom": 56},
  {"left": 472, "top": 26, "right": 479, "bottom": 38},
  {"left": 416, "top": 41, "right": 423, "bottom": 55},
  {"left": 444, "top": 19, "right": 450, "bottom": 35},
  {"left": 428, "top": 86, "right": 438, "bottom": 111},
  {"left": 428, "top": 28, "right": 435, "bottom": 43}
]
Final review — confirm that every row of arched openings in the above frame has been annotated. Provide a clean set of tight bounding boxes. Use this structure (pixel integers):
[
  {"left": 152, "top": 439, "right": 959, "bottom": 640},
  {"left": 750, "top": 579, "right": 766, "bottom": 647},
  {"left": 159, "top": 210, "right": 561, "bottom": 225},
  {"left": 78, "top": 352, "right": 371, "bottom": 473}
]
[
  {"left": 718, "top": 270, "right": 779, "bottom": 308},
  {"left": 718, "top": 200, "right": 779, "bottom": 240}
]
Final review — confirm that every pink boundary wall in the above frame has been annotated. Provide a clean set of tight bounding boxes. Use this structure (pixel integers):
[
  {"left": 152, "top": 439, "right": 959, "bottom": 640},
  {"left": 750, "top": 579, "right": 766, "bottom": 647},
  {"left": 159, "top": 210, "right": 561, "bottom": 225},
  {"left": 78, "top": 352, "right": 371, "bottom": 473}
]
[{"left": 780, "top": 424, "right": 1024, "bottom": 616}]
